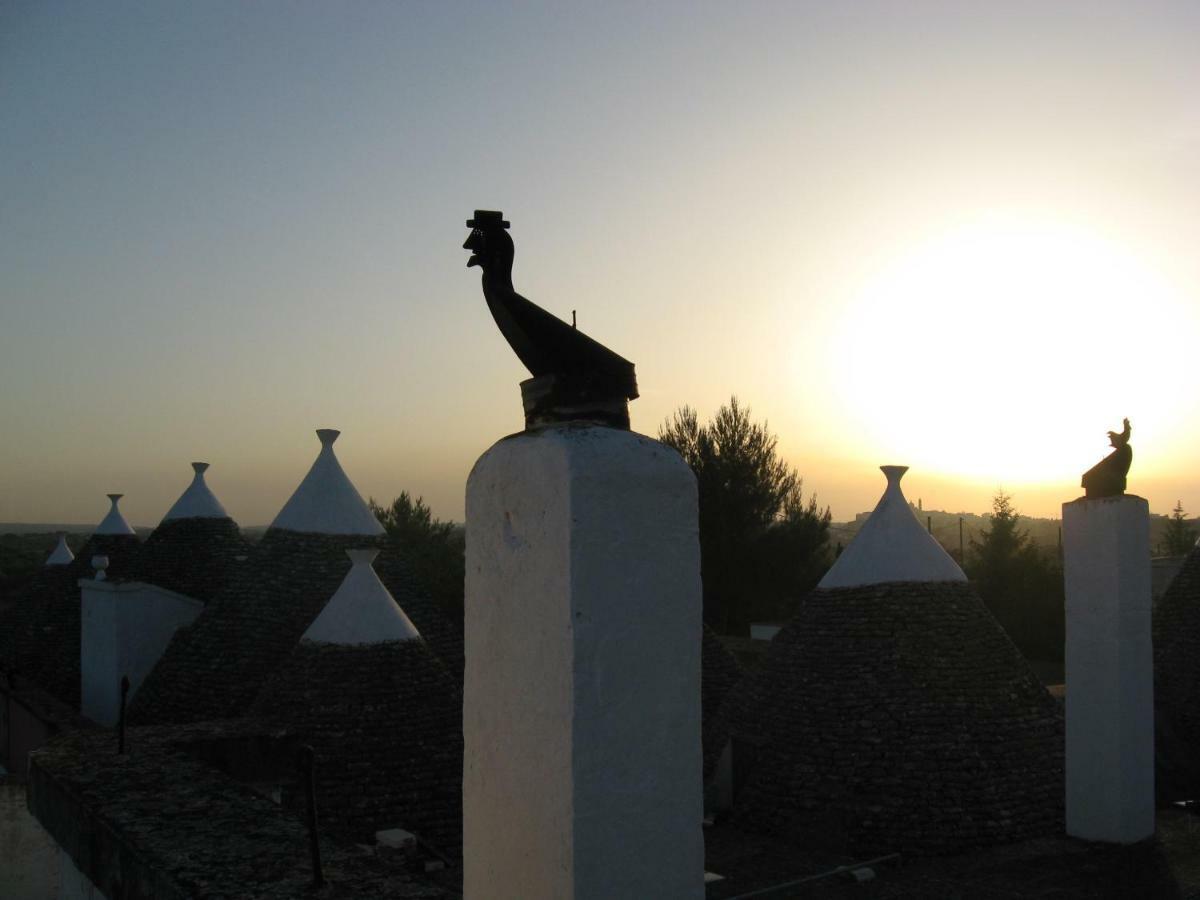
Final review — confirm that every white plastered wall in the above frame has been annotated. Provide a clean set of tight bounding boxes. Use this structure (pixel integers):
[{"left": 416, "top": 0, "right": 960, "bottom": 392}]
[
  {"left": 464, "top": 424, "right": 704, "bottom": 900},
  {"left": 80, "top": 581, "right": 204, "bottom": 726},
  {"left": 1062, "top": 494, "right": 1154, "bottom": 842}
]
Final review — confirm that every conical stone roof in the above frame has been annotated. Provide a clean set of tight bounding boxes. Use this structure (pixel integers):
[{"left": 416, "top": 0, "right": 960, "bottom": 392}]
[
  {"left": 303, "top": 549, "right": 420, "bottom": 645},
  {"left": 702, "top": 625, "right": 744, "bottom": 780},
  {"left": 6, "top": 532, "right": 139, "bottom": 708},
  {"left": 1154, "top": 542, "right": 1200, "bottom": 801},
  {"left": 252, "top": 620, "right": 462, "bottom": 853},
  {"left": 820, "top": 466, "right": 965, "bottom": 589},
  {"left": 128, "top": 531, "right": 461, "bottom": 725},
  {"left": 162, "top": 462, "right": 228, "bottom": 522},
  {"left": 0, "top": 563, "right": 75, "bottom": 690},
  {"left": 132, "top": 462, "right": 249, "bottom": 603},
  {"left": 247, "top": 548, "right": 459, "bottom": 851},
  {"left": 719, "top": 580, "right": 1063, "bottom": 856},
  {"left": 44, "top": 533, "right": 74, "bottom": 566},
  {"left": 0, "top": 503, "right": 141, "bottom": 707},
  {"left": 270, "top": 430, "right": 384, "bottom": 536},
  {"left": 95, "top": 494, "right": 136, "bottom": 536}
]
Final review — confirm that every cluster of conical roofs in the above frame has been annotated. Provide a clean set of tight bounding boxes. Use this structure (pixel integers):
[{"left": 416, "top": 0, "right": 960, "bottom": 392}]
[
  {"left": 3, "top": 428, "right": 465, "bottom": 854},
  {"left": 11, "top": 434, "right": 1194, "bottom": 869}
]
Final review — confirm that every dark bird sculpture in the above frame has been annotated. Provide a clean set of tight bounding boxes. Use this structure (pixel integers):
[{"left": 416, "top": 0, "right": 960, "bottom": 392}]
[
  {"left": 464, "top": 210, "right": 638, "bottom": 427},
  {"left": 1082, "top": 418, "right": 1132, "bottom": 498}
]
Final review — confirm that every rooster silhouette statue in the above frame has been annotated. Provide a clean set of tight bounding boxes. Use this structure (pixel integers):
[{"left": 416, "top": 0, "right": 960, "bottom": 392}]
[
  {"left": 464, "top": 210, "right": 638, "bottom": 428},
  {"left": 1081, "top": 418, "right": 1132, "bottom": 498}
]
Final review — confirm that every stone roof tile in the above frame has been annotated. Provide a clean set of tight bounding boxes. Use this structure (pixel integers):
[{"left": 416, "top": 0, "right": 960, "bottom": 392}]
[
  {"left": 251, "top": 640, "right": 463, "bottom": 857},
  {"left": 720, "top": 580, "right": 1063, "bottom": 856},
  {"left": 1154, "top": 543, "right": 1200, "bottom": 799}
]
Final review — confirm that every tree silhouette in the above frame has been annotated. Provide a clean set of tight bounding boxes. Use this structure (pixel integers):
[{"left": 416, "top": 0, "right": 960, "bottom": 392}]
[
  {"left": 967, "top": 491, "right": 1064, "bottom": 661},
  {"left": 659, "top": 397, "right": 831, "bottom": 633},
  {"left": 1162, "top": 500, "right": 1197, "bottom": 556},
  {"left": 369, "top": 492, "right": 465, "bottom": 623}
]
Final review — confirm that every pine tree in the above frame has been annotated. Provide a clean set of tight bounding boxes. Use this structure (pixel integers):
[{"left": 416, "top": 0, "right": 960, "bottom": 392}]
[
  {"left": 1162, "top": 500, "right": 1197, "bottom": 556},
  {"left": 966, "top": 491, "right": 1064, "bottom": 661},
  {"left": 369, "top": 492, "right": 465, "bottom": 622},
  {"left": 659, "top": 397, "right": 830, "bottom": 632}
]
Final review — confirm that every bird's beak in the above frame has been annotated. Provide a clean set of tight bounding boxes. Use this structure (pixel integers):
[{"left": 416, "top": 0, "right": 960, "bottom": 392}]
[{"left": 464, "top": 233, "right": 482, "bottom": 267}]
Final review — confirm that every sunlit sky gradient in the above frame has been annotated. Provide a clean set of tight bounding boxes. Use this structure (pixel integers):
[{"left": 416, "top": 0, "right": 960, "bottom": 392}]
[{"left": 3, "top": 2, "right": 1199, "bottom": 526}]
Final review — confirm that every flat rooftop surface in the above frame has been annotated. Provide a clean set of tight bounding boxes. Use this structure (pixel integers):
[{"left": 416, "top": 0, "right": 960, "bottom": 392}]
[
  {"left": 704, "top": 806, "right": 1200, "bottom": 899},
  {"left": 27, "top": 723, "right": 447, "bottom": 899}
]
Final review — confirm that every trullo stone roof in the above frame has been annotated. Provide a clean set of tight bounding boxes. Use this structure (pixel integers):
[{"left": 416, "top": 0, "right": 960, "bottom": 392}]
[
  {"left": 250, "top": 550, "right": 462, "bottom": 855},
  {"left": 721, "top": 581, "right": 1064, "bottom": 856},
  {"left": 1154, "top": 541, "right": 1200, "bottom": 801},
  {"left": 128, "top": 462, "right": 250, "bottom": 604},
  {"left": 714, "top": 465, "right": 1062, "bottom": 856}
]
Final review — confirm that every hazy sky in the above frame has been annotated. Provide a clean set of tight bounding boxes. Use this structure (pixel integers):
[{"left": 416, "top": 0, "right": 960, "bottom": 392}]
[{"left": 3, "top": 2, "right": 1199, "bottom": 526}]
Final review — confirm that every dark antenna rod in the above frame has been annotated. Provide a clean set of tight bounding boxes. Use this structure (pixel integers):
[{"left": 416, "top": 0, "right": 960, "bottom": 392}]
[
  {"left": 117, "top": 676, "right": 130, "bottom": 754},
  {"left": 298, "top": 745, "right": 325, "bottom": 888}
]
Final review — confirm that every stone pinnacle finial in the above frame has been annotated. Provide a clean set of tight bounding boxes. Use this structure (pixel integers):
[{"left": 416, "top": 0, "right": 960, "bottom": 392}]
[
  {"left": 45, "top": 532, "right": 74, "bottom": 566},
  {"left": 301, "top": 547, "right": 420, "bottom": 644},
  {"left": 346, "top": 548, "right": 381, "bottom": 566},
  {"left": 268, "top": 429, "right": 383, "bottom": 535},
  {"left": 162, "top": 461, "right": 228, "bottom": 522},
  {"left": 818, "top": 464, "right": 966, "bottom": 588},
  {"left": 96, "top": 494, "right": 137, "bottom": 535}
]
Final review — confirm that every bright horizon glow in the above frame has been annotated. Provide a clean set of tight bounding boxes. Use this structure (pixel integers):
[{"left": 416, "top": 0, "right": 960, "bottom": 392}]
[{"left": 827, "top": 217, "right": 1195, "bottom": 491}]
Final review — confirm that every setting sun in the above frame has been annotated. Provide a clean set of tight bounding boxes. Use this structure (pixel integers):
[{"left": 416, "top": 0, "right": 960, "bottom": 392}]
[{"left": 827, "top": 216, "right": 1196, "bottom": 488}]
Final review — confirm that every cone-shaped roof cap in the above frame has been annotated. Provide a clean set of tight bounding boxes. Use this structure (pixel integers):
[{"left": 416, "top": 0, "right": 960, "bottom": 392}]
[
  {"left": 162, "top": 462, "right": 229, "bottom": 522},
  {"left": 819, "top": 466, "right": 966, "bottom": 588},
  {"left": 270, "top": 430, "right": 385, "bottom": 535},
  {"left": 95, "top": 494, "right": 137, "bottom": 535},
  {"left": 44, "top": 533, "right": 74, "bottom": 566},
  {"left": 302, "top": 548, "right": 420, "bottom": 644}
]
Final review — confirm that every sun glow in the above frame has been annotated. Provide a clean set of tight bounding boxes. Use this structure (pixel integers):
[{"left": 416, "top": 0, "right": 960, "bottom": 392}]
[{"left": 828, "top": 218, "right": 1196, "bottom": 487}]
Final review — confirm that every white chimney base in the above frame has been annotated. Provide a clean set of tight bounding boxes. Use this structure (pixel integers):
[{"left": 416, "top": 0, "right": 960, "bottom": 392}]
[
  {"left": 1063, "top": 494, "right": 1154, "bottom": 843},
  {"left": 464, "top": 424, "right": 704, "bottom": 900}
]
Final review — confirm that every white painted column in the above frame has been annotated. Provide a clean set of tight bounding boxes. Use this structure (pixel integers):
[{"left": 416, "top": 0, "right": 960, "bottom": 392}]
[
  {"left": 1062, "top": 494, "right": 1154, "bottom": 842},
  {"left": 464, "top": 424, "right": 704, "bottom": 900}
]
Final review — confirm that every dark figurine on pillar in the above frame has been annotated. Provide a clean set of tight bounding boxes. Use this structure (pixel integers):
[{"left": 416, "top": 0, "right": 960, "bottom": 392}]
[
  {"left": 1081, "top": 418, "right": 1132, "bottom": 498},
  {"left": 464, "top": 210, "right": 638, "bottom": 429}
]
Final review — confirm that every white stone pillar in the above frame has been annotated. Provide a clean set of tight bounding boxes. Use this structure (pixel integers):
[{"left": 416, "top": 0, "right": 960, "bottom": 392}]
[
  {"left": 1062, "top": 494, "right": 1154, "bottom": 842},
  {"left": 464, "top": 424, "right": 704, "bottom": 900}
]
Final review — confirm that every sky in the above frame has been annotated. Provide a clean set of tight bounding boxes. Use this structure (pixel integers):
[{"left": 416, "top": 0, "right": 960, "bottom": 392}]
[{"left": 2, "top": 1, "right": 1199, "bottom": 527}]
